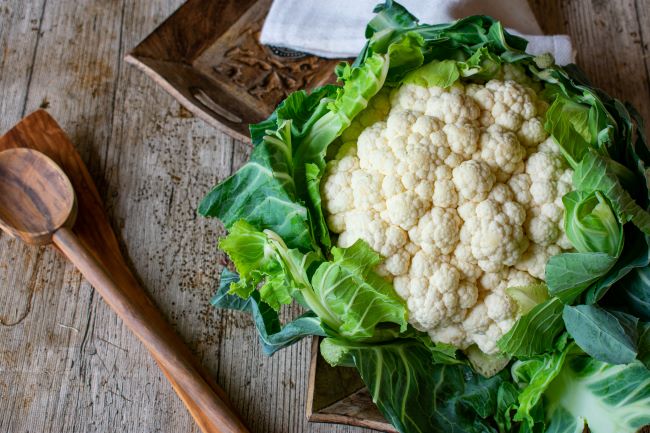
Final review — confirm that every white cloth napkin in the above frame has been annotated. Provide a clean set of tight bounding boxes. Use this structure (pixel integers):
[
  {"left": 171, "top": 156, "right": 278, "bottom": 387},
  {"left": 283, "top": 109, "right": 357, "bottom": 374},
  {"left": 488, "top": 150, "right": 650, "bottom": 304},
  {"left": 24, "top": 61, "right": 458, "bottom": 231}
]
[{"left": 260, "top": 0, "right": 574, "bottom": 65}]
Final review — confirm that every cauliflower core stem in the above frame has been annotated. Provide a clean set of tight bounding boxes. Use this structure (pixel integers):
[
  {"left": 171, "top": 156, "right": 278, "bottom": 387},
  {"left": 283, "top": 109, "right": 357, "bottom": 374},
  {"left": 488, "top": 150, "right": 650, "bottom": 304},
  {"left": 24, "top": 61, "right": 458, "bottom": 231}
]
[{"left": 321, "top": 72, "right": 573, "bottom": 354}]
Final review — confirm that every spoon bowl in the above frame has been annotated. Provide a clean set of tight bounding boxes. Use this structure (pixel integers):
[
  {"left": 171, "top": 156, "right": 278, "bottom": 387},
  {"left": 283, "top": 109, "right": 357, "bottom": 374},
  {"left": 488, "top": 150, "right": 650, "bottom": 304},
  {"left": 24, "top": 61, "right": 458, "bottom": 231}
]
[{"left": 0, "top": 148, "right": 77, "bottom": 245}]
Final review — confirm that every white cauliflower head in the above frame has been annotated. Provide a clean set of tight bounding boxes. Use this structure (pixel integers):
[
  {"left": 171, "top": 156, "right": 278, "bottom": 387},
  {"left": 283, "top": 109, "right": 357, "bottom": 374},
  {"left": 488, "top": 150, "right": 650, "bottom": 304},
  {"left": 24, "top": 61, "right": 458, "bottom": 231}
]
[{"left": 321, "top": 79, "right": 573, "bottom": 354}]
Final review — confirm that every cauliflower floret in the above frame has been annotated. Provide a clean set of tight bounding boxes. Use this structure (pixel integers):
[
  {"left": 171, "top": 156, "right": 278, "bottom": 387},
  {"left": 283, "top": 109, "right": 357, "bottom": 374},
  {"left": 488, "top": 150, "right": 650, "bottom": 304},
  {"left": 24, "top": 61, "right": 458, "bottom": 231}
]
[
  {"left": 444, "top": 123, "right": 479, "bottom": 158},
  {"left": 356, "top": 122, "right": 396, "bottom": 175},
  {"left": 452, "top": 244, "right": 482, "bottom": 282},
  {"left": 351, "top": 169, "right": 385, "bottom": 213},
  {"left": 479, "top": 125, "right": 526, "bottom": 181},
  {"left": 338, "top": 210, "right": 408, "bottom": 258},
  {"left": 391, "top": 83, "right": 432, "bottom": 113},
  {"left": 485, "top": 291, "right": 516, "bottom": 322},
  {"left": 428, "top": 324, "right": 467, "bottom": 348},
  {"left": 432, "top": 178, "right": 458, "bottom": 208},
  {"left": 409, "top": 207, "right": 461, "bottom": 255},
  {"left": 403, "top": 259, "right": 479, "bottom": 331},
  {"left": 469, "top": 185, "right": 529, "bottom": 272},
  {"left": 452, "top": 160, "right": 495, "bottom": 202},
  {"left": 518, "top": 117, "right": 548, "bottom": 148},
  {"left": 486, "top": 80, "right": 537, "bottom": 131},
  {"left": 320, "top": 77, "right": 574, "bottom": 355},
  {"left": 508, "top": 173, "right": 532, "bottom": 205},
  {"left": 426, "top": 92, "right": 480, "bottom": 124},
  {"left": 381, "top": 175, "right": 405, "bottom": 198},
  {"left": 515, "top": 243, "right": 561, "bottom": 279},
  {"left": 384, "top": 192, "right": 428, "bottom": 230},
  {"left": 322, "top": 157, "right": 358, "bottom": 216},
  {"left": 526, "top": 211, "right": 561, "bottom": 246}
]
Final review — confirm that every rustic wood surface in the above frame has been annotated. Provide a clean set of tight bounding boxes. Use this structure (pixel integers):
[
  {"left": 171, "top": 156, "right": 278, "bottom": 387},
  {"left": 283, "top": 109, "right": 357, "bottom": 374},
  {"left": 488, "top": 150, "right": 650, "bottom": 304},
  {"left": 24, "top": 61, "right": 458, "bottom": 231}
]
[{"left": 0, "top": 1, "right": 649, "bottom": 433}]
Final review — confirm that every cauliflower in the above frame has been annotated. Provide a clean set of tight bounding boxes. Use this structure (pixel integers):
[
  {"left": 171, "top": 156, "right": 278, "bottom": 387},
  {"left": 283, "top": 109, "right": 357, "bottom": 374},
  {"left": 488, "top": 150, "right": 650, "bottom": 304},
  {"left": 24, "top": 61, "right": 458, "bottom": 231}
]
[{"left": 321, "top": 79, "right": 573, "bottom": 354}]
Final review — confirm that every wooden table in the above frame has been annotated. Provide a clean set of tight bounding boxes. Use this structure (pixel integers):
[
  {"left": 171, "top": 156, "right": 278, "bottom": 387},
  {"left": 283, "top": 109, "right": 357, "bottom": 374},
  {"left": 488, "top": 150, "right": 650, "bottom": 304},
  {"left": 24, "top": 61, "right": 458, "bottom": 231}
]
[{"left": 0, "top": 1, "right": 649, "bottom": 432}]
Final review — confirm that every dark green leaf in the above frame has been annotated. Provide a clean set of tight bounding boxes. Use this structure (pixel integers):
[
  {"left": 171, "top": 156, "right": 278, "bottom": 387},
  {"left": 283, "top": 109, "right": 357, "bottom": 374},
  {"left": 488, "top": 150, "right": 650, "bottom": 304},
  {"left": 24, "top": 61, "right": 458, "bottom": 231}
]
[
  {"left": 585, "top": 228, "right": 650, "bottom": 304},
  {"left": 638, "top": 321, "right": 650, "bottom": 369},
  {"left": 198, "top": 121, "right": 315, "bottom": 251},
  {"left": 323, "top": 336, "right": 506, "bottom": 433},
  {"left": 495, "top": 382, "right": 519, "bottom": 433},
  {"left": 615, "top": 265, "right": 650, "bottom": 321},
  {"left": 562, "top": 304, "right": 637, "bottom": 364},
  {"left": 212, "top": 269, "right": 326, "bottom": 355}
]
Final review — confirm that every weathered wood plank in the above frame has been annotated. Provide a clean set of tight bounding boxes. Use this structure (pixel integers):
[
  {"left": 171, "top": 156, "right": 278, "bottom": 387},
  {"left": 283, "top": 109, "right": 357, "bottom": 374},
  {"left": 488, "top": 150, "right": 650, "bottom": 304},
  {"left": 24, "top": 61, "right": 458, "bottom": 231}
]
[
  {"left": 531, "top": 0, "right": 650, "bottom": 137},
  {"left": 0, "top": 0, "right": 210, "bottom": 432},
  {"left": 0, "top": 0, "right": 46, "bottom": 132},
  {"left": 2, "top": 1, "right": 650, "bottom": 433},
  {"left": 633, "top": 0, "right": 650, "bottom": 116}
]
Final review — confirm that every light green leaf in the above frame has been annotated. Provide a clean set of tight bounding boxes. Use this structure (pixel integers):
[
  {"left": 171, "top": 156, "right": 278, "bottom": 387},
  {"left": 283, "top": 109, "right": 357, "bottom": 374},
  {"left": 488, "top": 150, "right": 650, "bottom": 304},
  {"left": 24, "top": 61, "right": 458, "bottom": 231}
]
[
  {"left": 403, "top": 59, "right": 459, "bottom": 88},
  {"left": 457, "top": 47, "right": 502, "bottom": 80},
  {"left": 511, "top": 342, "right": 573, "bottom": 429},
  {"left": 311, "top": 240, "right": 407, "bottom": 338},
  {"left": 385, "top": 32, "right": 425, "bottom": 82},
  {"left": 218, "top": 220, "right": 317, "bottom": 309},
  {"left": 545, "top": 252, "right": 616, "bottom": 303},
  {"left": 506, "top": 283, "right": 549, "bottom": 315},
  {"left": 305, "top": 162, "right": 331, "bottom": 248},
  {"left": 545, "top": 96, "right": 593, "bottom": 168},
  {"left": 562, "top": 190, "right": 623, "bottom": 257},
  {"left": 497, "top": 297, "right": 565, "bottom": 356},
  {"left": 296, "top": 53, "right": 389, "bottom": 183},
  {"left": 574, "top": 151, "right": 650, "bottom": 234},
  {"left": 545, "top": 357, "right": 650, "bottom": 433}
]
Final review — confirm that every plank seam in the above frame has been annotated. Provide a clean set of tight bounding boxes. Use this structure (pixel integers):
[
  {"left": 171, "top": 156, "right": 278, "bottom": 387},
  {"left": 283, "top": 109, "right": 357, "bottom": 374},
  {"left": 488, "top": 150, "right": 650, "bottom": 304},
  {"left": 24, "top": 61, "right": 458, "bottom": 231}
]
[
  {"left": 20, "top": 0, "right": 48, "bottom": 117},
  {"left": 633, "top": 0, "right": 650, "bottom": 95},
  {"left": 103, "top": 0, "right": 127, "bottom": 176}
]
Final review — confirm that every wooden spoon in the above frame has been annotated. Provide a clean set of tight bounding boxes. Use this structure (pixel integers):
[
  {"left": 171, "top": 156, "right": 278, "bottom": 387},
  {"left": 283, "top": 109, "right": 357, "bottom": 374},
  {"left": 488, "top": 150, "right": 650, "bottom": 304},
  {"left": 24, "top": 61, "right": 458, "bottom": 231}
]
[{"left": 0, "top": 147, "right": 249, "bottom": 433}]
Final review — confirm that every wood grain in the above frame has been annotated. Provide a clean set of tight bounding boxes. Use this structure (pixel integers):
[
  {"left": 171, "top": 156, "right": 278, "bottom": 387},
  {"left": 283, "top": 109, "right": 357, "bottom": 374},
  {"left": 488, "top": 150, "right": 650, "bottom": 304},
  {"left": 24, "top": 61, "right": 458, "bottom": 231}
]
[
  {"left": 0, "top": 120, "right": 250, "bottom": 433},
  {"left": 1, "top": 1, "right": 649, "bottom": 433},
  {"left": 0, "top": 148, "right": 76, "bottom": 244}
]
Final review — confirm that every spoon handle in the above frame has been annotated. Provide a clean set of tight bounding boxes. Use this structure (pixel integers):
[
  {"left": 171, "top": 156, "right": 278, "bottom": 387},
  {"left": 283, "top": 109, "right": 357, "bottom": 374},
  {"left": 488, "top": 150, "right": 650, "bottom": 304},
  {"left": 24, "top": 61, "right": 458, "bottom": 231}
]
[{"left": 52, "top": 227, "right": 249, "bottom": 433}]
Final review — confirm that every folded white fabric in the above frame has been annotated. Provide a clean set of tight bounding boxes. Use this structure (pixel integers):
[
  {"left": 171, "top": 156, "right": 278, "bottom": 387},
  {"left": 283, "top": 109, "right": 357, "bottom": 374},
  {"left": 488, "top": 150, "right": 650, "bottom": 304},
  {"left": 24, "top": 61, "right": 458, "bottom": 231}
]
[{"left": 260, "top": 0, "right": 574, "bottom": 65}]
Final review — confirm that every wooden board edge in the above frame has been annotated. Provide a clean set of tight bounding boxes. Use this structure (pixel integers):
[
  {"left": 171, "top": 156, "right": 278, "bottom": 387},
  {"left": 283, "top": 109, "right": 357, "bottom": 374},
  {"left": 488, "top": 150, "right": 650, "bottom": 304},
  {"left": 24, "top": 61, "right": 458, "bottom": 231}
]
[
  {"left": 124, "top": 53, "right": 251, "bottom": 144},
  {"left": 308, "top": 412, "right": 397, "bottom": 433},
  {"left": 305, "top": 335, "right": 320, "bottom": 420},
  {"left": 128, "top": 0, "right": 259, "bottom": 62}
]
